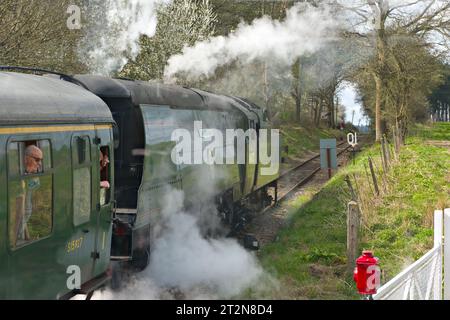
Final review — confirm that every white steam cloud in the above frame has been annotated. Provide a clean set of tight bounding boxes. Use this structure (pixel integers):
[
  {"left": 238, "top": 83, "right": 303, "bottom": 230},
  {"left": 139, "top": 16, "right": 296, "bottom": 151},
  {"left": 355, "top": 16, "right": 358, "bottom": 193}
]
[
  {"left": 80, "top": 0, "right": 170, "bottom": 76},
  {"left": 164, "top": 3, "right": 338, "bottom": 81},
  {"left": 91, "top": 173, "right": 274, "bottom": 300},
  {"left": 147, "top": 191, "right": 263, "bottom": 297}
]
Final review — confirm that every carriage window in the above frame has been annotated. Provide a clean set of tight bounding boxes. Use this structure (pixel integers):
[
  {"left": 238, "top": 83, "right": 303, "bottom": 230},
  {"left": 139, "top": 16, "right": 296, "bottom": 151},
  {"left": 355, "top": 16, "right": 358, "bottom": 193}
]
[
  {"left": 72, "top": 136, "right": 92, "bottom": 226},
  {"left": 37, "top": 140, "right": 52, "bottom": 172},
  {"left": 99, "top": 146, "right": 111, "bottom": 206},
  {"left": 8, "top": 140, "right": 53, "bottom": 249},
  {"left": 8, "top": 140, "right": 51, "bottom": 176},
  {"left": 7, "top": 143, "right": 20, "bottom": 176}
]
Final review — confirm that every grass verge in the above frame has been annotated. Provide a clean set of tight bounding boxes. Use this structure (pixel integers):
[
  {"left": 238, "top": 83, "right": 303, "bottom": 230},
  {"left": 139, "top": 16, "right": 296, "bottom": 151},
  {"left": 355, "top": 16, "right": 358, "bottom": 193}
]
[{"left": 256, "top": 122, "right": 450, "bottom": 299}]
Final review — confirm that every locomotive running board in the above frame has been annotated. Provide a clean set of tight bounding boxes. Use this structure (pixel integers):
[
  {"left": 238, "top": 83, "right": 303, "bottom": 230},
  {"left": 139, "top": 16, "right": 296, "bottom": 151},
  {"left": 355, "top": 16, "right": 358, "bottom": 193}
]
[
  {"left": 115, "top": 208, "right": 137, "bottom": 215},
  {"left": 110, "top": 255, "right": 132, "bottom": 261}
]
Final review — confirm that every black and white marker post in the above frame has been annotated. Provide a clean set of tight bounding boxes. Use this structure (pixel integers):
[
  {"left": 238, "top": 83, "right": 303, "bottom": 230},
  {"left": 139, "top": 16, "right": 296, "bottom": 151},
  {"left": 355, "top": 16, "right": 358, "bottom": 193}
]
[{"left": 347, "top": 132, "right": 358, "bottom": 165}]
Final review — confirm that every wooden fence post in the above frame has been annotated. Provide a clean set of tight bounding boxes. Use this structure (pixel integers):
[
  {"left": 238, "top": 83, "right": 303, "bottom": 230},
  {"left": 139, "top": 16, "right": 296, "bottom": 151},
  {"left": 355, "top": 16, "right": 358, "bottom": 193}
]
[
  {"left": 380, "top": 137, "right": 387, "bottom": 172},
  {"left": 347, "top": 201, "right": 360, "bottom": 275},
  {"left": 345, "top": 175, "right": 357, "bottom": 201},
  {"left": 392, "top": 126, "right": 399, "bottom": 160},
  {"left": 364, "top": 163, "right": 374, "bottom": 195},
  {"left": 383, "top": 134, "right": 390, "bottom": 167},
  {"left": 368, "top": 157, "right": 380, "bottom": 196}
]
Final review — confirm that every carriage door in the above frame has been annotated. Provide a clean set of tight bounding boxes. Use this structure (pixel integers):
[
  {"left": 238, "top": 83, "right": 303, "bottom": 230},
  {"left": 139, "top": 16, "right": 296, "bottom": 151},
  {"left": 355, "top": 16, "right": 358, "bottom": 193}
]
[
  {"left": 71, "top": 135, "right": 97, "bottom": 285},
  {"left": 7, "top": 138, "right": 57, "bottom": 298},
  {"left": 93, "top": 126, "right": 114, "bottom": 277}
]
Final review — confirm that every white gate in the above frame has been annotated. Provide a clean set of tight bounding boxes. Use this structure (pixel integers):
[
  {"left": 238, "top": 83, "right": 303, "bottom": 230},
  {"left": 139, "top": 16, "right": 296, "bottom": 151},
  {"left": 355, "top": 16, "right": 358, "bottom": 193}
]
[{"left": 373, "top": 209, "right": 450, "bottom": 300}]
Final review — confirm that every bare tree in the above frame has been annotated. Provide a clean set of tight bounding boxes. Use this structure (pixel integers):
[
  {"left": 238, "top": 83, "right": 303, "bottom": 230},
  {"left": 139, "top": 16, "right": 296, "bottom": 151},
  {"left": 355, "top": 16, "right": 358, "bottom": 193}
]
[
  {"left": 120, "top": 0, "right": 217, "bottom": 80},
  {"left": 0, "top": 0, "right": 84, "bottom": 73},
  {"left": 336, "top": 0, "right": 450, "bottom": 141}
]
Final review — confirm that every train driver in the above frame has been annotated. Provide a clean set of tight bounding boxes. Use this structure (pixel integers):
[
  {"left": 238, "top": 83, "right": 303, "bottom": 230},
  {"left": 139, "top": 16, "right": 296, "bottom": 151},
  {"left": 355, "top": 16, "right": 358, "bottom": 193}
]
[
  {"left": 100, "top": 148, "right": 110, "bottom": 189},
  {"left": 99, "top": 147, "right": 110, "bottom": 206}
]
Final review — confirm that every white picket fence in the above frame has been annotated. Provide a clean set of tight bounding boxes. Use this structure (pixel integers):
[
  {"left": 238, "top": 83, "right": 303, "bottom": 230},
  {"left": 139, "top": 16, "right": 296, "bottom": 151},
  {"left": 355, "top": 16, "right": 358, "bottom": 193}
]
[{"left": 373, "top": 209, "right": 450, "bottom": 300}]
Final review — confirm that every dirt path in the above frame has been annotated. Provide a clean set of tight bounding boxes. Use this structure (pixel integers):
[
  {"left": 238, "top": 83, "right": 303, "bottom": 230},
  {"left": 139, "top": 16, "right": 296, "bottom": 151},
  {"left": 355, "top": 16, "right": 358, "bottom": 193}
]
[{"left": 425, "top": 140, "right": 450, "bottom": 150}]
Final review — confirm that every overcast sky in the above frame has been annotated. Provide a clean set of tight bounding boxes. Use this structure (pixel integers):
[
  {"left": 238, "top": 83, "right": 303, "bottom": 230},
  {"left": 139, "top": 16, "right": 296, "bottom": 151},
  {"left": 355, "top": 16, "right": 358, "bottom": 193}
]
[{"left": 340, "top": 82, "right": 368, "bottom": 126}]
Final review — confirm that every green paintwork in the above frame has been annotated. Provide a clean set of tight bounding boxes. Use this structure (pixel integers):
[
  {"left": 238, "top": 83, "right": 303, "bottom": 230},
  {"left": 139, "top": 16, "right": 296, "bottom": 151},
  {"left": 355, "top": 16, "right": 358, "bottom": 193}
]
[
  {"left": 136, "top": 105, "right": 248, "bottom": 229},
  {"left": 0, "top": 125, "right": 114, "bottom": 299}
]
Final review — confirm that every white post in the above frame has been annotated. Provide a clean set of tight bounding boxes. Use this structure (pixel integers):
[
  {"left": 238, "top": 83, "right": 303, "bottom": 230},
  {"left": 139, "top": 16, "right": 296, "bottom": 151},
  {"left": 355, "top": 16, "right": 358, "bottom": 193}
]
[
  {"left": 434, "top": 210, "right": 443, "bottom": 300},
  {"left": 434, "top": 210, "right": 443, "bottom": 247},
  {"left": 445, "top": 209, "right": 450, "bottom": 300}
]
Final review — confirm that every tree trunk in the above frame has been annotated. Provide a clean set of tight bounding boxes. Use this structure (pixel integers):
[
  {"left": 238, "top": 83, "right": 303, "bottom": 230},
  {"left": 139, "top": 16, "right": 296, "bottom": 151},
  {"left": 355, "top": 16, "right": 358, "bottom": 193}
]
[
  {"left": 329, "top": 95, "right": 335, "bottom": 128},
  {"left": 295, "top": 92, "right": 301, "bottom": 122},
  {"left": 374, "top": 74, "right": 383, "bottom": 142},
  {"left": 316, "top": 100, "right": 323, "bottom": 126},
  {"left": 374, "top": 11, "right": 387, "bottom": 142},
  {"left": 291, "top": 58, "right": 302, "bottom": 123}
]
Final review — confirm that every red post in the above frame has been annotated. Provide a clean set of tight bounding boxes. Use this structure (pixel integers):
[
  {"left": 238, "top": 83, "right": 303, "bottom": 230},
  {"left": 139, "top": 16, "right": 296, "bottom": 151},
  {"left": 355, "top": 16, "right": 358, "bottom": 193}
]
[{"left": 326, "top": 148, "right": 331, "bottom": 179}]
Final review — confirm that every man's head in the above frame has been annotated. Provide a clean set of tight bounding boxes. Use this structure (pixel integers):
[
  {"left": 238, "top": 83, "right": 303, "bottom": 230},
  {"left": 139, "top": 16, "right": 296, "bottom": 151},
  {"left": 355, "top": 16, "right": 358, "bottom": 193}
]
[
  {"left": 24, "top": 145, "right": 43, "bottom": 174},
  {"left": 100, "top": 149, "right": 109, "bottom": 169}
]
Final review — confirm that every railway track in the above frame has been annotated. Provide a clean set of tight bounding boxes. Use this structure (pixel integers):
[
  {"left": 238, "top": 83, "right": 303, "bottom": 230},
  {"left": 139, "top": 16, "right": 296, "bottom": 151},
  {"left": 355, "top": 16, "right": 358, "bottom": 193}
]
[
  {"left": 274, "top": 141, "right": 351, "bottom": 205},
  {"left": 241, "top": 138, "right": 365, "bottom": 247}
]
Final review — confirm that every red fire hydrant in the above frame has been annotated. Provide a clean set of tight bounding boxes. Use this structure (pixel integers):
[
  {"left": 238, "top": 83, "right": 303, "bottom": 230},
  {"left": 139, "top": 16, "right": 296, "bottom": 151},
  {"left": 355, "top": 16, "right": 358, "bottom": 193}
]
[{"left": 353, "top": 251, "right": 381, "bottom": 298}]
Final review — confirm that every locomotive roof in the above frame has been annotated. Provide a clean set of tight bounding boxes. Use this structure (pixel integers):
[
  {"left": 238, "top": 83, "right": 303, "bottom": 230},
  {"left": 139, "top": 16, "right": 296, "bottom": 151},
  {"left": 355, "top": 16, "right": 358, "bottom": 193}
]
[
  {"left": 73, "top": 75, "right": 243, "bottom": 113},
  {"left": 0, "top": 72, "right": 114, "bottom": 125},
  {"left": 74, "top": 75, "right": 206, "bottom": 109}
]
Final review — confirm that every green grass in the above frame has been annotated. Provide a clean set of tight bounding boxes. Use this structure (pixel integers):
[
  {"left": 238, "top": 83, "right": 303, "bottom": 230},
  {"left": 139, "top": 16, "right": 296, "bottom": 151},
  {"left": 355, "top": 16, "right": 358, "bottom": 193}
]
[
  {"left": 281, "top": 125, "right": 346, "bottom": 164},
  {"left": 362, "top": 124, "right": 450, "bottom": 279},
  {"left": 410, "top": 122, "right": 450, "bottom": 141},
  {"left": 253, "top": 122, "right": 450, "bottom": 299}
]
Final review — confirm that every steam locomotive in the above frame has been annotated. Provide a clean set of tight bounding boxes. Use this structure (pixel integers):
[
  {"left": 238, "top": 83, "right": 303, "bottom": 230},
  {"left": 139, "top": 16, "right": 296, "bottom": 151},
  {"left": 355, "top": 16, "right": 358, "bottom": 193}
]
[{"left": 0, "top": 67, "right": 279, "bottom": 299}]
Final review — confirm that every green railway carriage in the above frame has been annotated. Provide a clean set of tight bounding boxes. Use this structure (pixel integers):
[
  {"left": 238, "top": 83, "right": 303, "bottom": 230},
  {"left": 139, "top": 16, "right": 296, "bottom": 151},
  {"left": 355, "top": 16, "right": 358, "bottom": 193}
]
[{"left": 0, "top": 72, "right": 115, "bottom": 299}]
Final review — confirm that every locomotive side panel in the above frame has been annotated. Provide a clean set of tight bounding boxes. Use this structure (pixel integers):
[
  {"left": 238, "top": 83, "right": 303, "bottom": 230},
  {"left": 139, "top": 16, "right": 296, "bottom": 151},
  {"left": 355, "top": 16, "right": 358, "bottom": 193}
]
[{"left": 138, "top": 104, "right": 182, "bottom": 229}]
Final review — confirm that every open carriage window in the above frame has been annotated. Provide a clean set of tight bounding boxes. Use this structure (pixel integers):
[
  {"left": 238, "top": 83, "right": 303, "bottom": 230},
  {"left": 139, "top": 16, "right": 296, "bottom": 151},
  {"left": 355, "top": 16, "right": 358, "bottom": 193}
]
[
  {"left": 8, "top": 140, "right": 53, "bottom": 249},
  {"left": 8, "top": 140, "right": 52, "bottom": 177},
  {"left": 99, "top": 146, "right": 111, "bottom": 206}
]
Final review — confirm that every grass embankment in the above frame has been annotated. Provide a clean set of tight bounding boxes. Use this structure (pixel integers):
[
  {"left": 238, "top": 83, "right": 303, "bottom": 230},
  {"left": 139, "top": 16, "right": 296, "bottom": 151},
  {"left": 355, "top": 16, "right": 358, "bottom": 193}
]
[
  {"left": 257, "top": 122, "right": 450, "bottom": 299},
  {"left": 280, "top": 125, "right": 346, "bottom": 170}
]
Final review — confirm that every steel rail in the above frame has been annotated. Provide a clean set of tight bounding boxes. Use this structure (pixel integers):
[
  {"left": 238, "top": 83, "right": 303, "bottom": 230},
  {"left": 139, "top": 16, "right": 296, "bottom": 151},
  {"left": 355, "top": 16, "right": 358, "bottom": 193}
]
[
  {"left": 279, "top": 140, "right": 347, "bottom": 179},
  {"left": 260, "top": 144, "right": 353, "bottom": 215},
  {"left": 278, "top": 145, "right": 352, "bottom": 201}
]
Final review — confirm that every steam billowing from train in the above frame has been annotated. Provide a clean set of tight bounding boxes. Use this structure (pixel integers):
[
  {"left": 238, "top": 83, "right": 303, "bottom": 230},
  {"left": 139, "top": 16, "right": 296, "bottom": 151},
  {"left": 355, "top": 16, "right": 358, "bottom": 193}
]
[
  {"left": 164, "top": 3, "right": 338, "bottom": 82},
  {"left": 79, "top": 0, "right": 170, "bottom": 76},
  {"left": 92, "top": 168, "right": 275, "bottom": 300}
]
